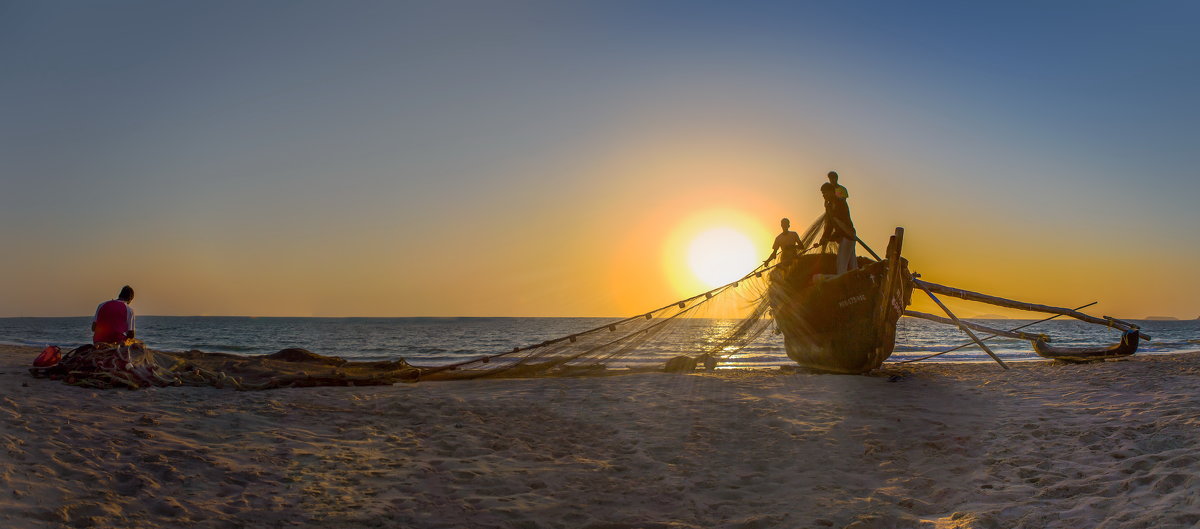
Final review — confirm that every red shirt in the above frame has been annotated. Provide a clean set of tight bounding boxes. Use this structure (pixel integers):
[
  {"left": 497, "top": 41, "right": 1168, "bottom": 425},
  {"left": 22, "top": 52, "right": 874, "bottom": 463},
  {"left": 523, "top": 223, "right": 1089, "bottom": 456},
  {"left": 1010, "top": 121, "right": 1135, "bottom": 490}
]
[{"left": 93, "top": 299, "right": 134, "bottom": 344}]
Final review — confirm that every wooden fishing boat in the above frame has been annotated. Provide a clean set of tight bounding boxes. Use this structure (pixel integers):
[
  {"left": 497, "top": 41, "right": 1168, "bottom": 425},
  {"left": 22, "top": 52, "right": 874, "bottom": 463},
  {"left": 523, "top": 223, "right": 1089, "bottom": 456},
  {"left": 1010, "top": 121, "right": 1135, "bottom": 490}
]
[
  {"left": 767, "top": 228, "right": 912, "bottom": 374},
  {"left": 1032, "top": 331, "right": 1140, "bottom": 363}
]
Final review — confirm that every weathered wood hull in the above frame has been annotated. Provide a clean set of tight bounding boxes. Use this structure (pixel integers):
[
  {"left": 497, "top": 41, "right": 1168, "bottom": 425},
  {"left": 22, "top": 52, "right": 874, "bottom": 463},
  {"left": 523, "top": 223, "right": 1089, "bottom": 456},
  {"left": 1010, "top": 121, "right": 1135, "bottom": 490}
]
[
  {"left": 767, "top": 252, "right": 912, "bottom": 374},
  {"left": 1032, "top": 331, "right": 1140, "bottom": 363}
]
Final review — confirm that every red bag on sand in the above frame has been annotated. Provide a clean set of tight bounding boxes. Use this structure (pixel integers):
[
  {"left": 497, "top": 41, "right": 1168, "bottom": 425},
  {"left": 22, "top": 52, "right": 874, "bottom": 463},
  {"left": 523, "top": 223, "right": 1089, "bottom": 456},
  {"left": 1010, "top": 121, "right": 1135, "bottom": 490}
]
[{"left": 33, "top": 345, "right": 61, "bottom": 367}]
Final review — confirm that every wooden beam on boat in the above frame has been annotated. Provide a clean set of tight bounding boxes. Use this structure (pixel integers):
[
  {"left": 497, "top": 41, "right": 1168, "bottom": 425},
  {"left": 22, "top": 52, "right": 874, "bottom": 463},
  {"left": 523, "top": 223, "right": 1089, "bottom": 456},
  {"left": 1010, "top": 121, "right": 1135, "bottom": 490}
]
[
  {"left": 874, "top": 228, "right": 905, "bottom": 329},
  {"left": 912, "top": 279, "right": 1152, "bottom": 341},
  {"left": 914, "top": 281, "right": 1009, "bottom": 370},
  {"left": 871, "top": 229, "right": 905, "bottom": 357},
  {"left": 902, "top": 310, "right": 1050, "bottom": 342}
]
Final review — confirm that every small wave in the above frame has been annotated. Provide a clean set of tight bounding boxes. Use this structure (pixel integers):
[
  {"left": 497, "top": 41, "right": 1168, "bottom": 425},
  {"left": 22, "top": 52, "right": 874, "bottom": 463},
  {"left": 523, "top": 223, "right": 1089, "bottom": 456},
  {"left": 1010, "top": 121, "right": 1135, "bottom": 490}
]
[
  {"left": 725, "top": 354, "right": 781, "bottom": 363},
  {"left": 188, "top": 343, "right": 266, "bottom": 353},
  {"left": 0, "top": 339, "right": 64, "bottom": 348},
  {"left": 1141, "top": 341, "right": 1200, "bottom": 350}
]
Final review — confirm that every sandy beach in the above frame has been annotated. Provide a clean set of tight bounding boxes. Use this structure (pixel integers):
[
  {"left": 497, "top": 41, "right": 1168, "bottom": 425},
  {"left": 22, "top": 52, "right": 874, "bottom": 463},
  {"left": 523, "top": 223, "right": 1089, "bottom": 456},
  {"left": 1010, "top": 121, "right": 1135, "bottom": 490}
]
[{"left": 2, "top": 344, "right": 1199, "bottom": 529}]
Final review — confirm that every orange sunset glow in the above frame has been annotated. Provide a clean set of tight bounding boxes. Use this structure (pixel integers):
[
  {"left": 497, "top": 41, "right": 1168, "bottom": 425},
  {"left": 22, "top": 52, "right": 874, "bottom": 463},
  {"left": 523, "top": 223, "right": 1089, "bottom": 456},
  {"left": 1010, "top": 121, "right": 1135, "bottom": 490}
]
[
  {"left": 0, "top": 3, "right": 1196, "bottom": 322},
  {"left": 5, "top": 4, "right": 1200, "bottom": 529}
]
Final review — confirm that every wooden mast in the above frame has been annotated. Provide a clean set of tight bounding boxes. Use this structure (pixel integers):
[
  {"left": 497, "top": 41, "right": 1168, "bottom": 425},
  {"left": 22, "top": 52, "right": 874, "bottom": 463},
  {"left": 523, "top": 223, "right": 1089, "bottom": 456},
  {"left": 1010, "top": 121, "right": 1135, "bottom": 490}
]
[{"left": 873, "top": 228, "right": 905, "bottom": 360}]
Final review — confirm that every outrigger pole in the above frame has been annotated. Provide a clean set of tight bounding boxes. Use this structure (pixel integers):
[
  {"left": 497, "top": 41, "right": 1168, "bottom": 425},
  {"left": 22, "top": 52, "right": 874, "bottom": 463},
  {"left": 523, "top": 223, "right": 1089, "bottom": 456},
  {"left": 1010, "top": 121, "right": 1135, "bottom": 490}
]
[
  {"left": 903, "top": 310, "right": 1050, "bottom": 342},
  {"left": 904, "top": 275, "right": 1149, "bottom": 367},
  {"left": 914, "top": 277, "right": 1010, "bottom": 369},
  {"left": 913, "top": 279, "right": 1150, "bottom": 341},
  {"left": 896, "top": 301, "right": 1098, "bottom": 364}
]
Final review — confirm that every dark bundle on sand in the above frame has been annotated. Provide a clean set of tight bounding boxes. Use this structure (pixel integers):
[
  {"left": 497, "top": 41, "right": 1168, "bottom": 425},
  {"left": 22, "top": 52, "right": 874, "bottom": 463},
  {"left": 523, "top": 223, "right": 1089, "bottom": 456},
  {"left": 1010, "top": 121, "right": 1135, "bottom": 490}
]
[{"left": 30, "top": 341, "right": 420, "bottom": 390}]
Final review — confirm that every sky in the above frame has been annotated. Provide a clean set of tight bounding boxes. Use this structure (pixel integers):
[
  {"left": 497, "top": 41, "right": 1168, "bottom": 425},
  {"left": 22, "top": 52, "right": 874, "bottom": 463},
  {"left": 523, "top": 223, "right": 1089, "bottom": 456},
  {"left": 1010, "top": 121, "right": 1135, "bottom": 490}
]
[{"left": 2, "top": 0, "right": 1198, "bottom": 318}]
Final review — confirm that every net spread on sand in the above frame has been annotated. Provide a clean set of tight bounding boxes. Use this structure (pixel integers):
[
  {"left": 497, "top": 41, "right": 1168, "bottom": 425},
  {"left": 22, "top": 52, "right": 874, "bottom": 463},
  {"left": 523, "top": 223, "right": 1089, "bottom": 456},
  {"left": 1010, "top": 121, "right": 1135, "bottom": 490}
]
[{"left": 32, "top": 341, "right": 420, "bottom": 390}]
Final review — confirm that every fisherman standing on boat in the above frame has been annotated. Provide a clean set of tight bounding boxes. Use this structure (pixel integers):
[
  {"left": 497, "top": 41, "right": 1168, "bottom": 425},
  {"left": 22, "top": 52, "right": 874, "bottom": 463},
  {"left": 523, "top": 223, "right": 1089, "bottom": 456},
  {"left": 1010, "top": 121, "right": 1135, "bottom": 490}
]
[
  {"left": 764, "top": 217, "right": 802, "bottom": 269},
  {"left": 819, "top": 171, "right": 858, "bottom": 274}
]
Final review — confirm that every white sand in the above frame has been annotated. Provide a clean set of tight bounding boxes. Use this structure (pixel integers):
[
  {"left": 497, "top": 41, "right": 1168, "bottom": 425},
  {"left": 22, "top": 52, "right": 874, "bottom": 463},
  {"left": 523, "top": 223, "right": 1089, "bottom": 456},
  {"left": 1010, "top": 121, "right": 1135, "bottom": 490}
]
[{"left": 2, "top": 344, "right": 1199, "bottom": 528}]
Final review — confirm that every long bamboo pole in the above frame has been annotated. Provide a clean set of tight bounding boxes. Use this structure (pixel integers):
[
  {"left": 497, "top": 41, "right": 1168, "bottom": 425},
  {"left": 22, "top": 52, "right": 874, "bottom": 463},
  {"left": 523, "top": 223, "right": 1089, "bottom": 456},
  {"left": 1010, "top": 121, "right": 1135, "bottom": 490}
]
[
  {"left": 914, "top": 279, "right": 1150, "bottom": 340},
  {"left": 855, "top": 235, "right": 882, "bottom": 262},
  {"left": 902, "top": 310, "right": 1050, "bottom": 342},
  {"left": 895, "top": 301, "right": 1097, "bottom": 364},
  {"left": 915, "top": 281, "right": 1009, "bottom": 369}
]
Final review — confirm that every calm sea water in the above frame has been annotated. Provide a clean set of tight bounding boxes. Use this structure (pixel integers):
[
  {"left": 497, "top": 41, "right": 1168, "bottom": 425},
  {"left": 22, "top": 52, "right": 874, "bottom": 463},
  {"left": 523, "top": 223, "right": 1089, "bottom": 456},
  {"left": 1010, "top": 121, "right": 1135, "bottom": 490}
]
[{"left": 1, "top": 316, "right": 1197, "bottom": 368}]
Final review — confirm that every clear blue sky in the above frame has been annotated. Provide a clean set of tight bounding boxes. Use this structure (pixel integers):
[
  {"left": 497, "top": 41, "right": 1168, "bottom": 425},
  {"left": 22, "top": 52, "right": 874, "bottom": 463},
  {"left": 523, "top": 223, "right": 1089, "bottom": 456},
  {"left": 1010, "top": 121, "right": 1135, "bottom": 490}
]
[{"left": 2, "top": 1, "right": 1197, "bottom": 317}]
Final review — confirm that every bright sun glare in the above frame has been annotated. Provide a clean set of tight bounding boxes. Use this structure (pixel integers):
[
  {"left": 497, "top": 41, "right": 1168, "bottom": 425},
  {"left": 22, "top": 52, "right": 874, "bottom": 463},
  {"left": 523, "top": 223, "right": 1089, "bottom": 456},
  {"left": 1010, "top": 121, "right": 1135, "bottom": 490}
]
[{"left": 686, "top": 227, "right": 758, "bottom": 289}]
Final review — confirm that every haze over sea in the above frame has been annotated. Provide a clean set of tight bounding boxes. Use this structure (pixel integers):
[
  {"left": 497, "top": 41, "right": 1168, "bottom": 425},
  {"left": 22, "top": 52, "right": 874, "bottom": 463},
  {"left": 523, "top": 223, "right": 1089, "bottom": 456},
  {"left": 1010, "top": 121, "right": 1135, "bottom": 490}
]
[{"left": 2, "top": 317, "right": 1196, "bottom": 368}]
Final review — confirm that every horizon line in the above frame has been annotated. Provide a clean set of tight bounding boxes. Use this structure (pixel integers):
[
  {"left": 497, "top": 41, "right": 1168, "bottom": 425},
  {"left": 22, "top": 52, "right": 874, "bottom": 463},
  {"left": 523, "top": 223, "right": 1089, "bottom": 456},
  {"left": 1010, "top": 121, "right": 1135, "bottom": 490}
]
[{"left": 0, "top": 314, "right": 1194, "bottom": 321}]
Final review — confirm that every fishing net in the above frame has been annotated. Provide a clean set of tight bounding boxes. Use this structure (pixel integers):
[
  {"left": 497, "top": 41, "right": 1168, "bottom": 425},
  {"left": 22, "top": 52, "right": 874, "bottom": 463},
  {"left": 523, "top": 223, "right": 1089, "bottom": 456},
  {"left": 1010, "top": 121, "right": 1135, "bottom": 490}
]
[{"left": 417, "top": 214, "right": 832, "bottom": 381}]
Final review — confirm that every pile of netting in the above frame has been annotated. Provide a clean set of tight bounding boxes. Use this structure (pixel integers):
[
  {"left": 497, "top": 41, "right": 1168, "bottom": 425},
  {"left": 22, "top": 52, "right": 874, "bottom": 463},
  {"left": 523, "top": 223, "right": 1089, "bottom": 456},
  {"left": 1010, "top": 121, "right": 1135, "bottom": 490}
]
[
  {"left": 417, "top": 215, "right": 833, "bottom": 381},
  {"left": 30, "top": 340, "right": 420, "bottom": 390}
]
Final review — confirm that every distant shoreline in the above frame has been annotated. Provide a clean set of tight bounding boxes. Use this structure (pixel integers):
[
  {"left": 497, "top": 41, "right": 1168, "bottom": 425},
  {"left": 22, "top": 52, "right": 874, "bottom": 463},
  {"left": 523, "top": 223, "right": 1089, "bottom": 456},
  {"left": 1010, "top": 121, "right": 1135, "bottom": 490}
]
[{"left": 1, "top": 315, "right": 1194, "bottom": 321}]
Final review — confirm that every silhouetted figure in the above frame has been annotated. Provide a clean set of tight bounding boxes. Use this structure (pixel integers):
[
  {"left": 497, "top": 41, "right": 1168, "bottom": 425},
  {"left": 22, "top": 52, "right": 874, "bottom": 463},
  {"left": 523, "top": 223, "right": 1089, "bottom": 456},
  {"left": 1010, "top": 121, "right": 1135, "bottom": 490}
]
[
  {"left": 820, "top": 171, "right": 857, "bottom": 274},
  {"left": 765, "top": 217, "right": 802, "bottom": 268},
  {"left": 92, "top": 286, "right": 136, "bottom": 344}
]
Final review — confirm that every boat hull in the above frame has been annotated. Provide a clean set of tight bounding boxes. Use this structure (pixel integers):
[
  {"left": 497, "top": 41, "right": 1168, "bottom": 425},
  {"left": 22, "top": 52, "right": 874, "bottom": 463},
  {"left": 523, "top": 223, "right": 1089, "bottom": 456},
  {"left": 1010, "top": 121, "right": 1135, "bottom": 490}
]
[{"left": 767, "top": 253, "right": 911, "bottom": 374}]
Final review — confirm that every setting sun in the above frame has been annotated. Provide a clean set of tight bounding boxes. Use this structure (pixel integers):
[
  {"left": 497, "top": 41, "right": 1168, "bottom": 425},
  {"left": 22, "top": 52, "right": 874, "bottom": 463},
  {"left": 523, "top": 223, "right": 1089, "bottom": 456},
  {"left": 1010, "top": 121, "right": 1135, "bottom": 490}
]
[
  {"left": 687, "top": 228, "right": 759, "bottom": 288},
  {"left": 660, "top": 208, "right": 775, "bottom": 298}
]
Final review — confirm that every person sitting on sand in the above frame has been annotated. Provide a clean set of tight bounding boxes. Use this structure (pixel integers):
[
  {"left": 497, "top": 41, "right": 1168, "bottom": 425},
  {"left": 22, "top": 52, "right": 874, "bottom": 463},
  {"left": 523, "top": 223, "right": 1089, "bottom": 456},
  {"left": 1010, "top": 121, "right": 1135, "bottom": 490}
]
[
  {"left": 92, "top": 286, "right": 136, "bottom": 345},
  {"left": 819, "top": 171, "right": 857, "bottom": 275},
  {"left": 765, "top": 217, "right": 803, "bottom": 269}
]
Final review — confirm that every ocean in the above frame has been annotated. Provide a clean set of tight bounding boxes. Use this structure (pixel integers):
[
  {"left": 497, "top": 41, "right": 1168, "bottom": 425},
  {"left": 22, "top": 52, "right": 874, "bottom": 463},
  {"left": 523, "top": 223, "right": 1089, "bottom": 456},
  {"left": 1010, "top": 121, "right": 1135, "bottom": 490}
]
[{"left": 1, "top": 316, "right": 1197, "bottom": 369}]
